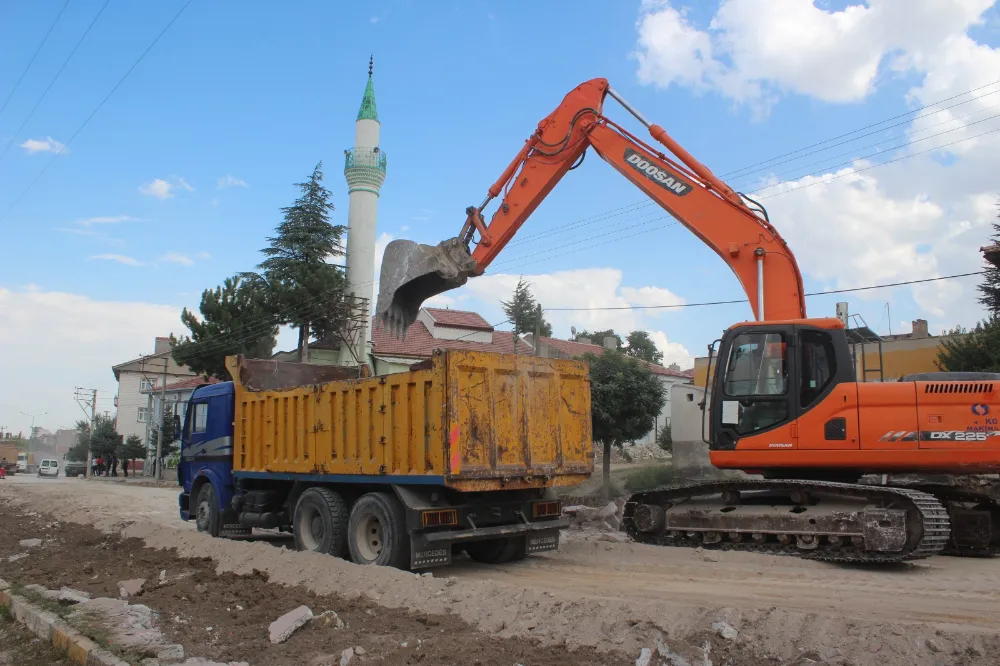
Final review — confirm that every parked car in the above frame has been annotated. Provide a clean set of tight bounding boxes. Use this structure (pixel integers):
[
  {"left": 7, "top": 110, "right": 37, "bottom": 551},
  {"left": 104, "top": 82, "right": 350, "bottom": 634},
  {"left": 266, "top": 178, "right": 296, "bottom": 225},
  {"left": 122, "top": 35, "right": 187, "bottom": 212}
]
[
  {"left": 63, "top": 459, "right": 86, "bottom": 477},
  {"left": 37, "top": 458, "right": 59, "bottom": 478}
]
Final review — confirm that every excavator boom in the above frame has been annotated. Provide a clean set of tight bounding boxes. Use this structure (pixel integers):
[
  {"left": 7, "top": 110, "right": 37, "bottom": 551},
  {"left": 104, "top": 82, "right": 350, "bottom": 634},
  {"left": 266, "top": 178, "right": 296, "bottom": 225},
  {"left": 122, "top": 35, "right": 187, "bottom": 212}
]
[{"left": 376, "top": 78, "right": 806, "bottom": 335}]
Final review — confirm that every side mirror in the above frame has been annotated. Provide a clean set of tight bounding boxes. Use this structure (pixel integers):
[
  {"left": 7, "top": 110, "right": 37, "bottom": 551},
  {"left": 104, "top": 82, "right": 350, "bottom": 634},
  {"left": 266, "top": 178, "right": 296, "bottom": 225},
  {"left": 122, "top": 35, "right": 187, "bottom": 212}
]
[{"left": 173, "top": 415, "right": 181, "bottom": 436}]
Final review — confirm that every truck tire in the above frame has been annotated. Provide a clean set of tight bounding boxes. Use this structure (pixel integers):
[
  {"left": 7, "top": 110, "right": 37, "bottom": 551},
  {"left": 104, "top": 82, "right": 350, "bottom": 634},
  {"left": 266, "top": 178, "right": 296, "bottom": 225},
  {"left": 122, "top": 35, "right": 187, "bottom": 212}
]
[
  {"left": 293, "top": 487, "right": 349, "bottom": 558},
  {"left": 465, "top": 538, "right": 521, "bottom": 564},
  {"left": 195, "top": 483, "right": 221, "bottom": 537},
  {"left": 347, "top": 492, "right": 410, "bottom": 569}
]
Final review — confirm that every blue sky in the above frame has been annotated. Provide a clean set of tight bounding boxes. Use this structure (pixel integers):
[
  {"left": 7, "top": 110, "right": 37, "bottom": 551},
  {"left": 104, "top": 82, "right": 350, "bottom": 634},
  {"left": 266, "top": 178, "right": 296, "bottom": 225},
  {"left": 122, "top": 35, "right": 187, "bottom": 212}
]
[{"left": 2, "top": 0, "right": 999, "bottom": 434}]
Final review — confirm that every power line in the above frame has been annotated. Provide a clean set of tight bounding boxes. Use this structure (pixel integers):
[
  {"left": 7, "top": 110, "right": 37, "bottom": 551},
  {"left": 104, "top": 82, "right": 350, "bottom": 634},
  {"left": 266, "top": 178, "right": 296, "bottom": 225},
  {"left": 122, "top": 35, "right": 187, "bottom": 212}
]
[
  {"left": 0, "top": 0, "right": 195, "bottom": 224},
  {"left": 0, "top": 0, "right": 72, "bottom": 119},
  {"left": 719, "top": 78, "right": 1000, "bottom": 180},
  {"left": 543, "top": 271, "right": 986, "bottom": 312},
  {"left": 753, "top": 124, "right": 1000, "bottom": 200},
  {"left": 0, "top": 0, "right": 112, "bottom": 164}
]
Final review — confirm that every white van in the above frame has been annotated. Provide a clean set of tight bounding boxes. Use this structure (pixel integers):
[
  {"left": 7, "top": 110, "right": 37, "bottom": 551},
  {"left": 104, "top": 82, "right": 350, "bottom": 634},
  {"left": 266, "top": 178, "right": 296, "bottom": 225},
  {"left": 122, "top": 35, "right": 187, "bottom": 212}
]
[
  {"left": 38, "top": 458, "right": 59, "bottom": 478},
  {"left": 17, "top": 452, "right": 27, "bottom": 473}
]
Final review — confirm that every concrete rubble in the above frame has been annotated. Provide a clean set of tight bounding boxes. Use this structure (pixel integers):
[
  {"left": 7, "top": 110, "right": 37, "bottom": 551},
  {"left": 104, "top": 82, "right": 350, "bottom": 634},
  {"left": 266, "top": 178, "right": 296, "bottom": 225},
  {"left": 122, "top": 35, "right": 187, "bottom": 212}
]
[
  {"left": 563, "top": 498, "right": 628, "bottom": 533},
  {"left": 339, "top": 646, "right": 354, "bottom": 666},
  {"left": 312, "top": 609, "right": 345, "bottom": 629},
  {"left": 18, "top": 538, "right": 42, "bottom": 548},
  {"left": 269, "top": 605, "right": 314, "bottom": 644},
  {"left": 118, "top": 577, "right": 146, "bottom": 598}
]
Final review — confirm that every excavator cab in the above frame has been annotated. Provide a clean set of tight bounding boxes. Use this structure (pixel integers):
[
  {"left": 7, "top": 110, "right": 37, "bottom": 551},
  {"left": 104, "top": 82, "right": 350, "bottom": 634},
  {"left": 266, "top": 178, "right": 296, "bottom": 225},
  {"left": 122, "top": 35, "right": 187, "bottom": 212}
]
[{"left": 707, "top": 318, "right": 855, "bottom": 455}]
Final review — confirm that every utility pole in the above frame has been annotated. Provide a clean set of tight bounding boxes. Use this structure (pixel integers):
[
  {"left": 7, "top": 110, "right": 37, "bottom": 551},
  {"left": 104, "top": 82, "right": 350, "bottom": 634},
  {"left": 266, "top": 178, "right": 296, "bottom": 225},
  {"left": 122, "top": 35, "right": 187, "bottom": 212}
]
[
  {"left": 74, "top": 388, "right": 97, "bottom": 478},
  {"left": 534, "top": 304, "right": 542, "bottom": 356},
  {"left": 154, "top": 357, "right": 168, "bottom": 480}
]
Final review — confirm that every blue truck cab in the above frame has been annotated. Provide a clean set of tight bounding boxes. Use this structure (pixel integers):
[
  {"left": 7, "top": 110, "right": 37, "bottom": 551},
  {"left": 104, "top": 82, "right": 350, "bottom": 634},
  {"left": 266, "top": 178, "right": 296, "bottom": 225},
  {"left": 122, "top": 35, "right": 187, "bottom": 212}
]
[{"left": 178, "top": 382, "right": 249, "bottom": 538}]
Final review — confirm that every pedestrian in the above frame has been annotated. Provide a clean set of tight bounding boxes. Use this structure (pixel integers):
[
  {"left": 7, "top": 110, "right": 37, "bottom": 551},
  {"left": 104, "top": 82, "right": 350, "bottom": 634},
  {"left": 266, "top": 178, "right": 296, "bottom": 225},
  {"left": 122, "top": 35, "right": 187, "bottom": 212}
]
[
  {"left": 111, "top": 456, "right": 118, "bottom": 477},
  {"left": 123, "top": 458, "right": 129, "bottom": 478}
]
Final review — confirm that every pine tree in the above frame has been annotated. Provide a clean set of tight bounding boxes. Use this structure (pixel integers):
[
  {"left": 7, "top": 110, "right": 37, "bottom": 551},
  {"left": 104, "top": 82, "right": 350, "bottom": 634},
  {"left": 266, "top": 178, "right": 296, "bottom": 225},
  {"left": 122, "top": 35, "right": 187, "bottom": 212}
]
[
  {"left": 501, "top": 278, "right": 552, "bottom": 337},
  {"left": 936, "top": 317, "right": 1000, "bottom": 372},
  {"left": 172, "top": 275, "right": 277, "bottom": 379},
  {"left": 625, "top": 330, "right": 664, "bottom": 365},
  {"left": 256, "top": 162, "right": 347, "bottom": 361},
  {"left": 978, "top": 202, "right": 1000, "bottom": 314}
]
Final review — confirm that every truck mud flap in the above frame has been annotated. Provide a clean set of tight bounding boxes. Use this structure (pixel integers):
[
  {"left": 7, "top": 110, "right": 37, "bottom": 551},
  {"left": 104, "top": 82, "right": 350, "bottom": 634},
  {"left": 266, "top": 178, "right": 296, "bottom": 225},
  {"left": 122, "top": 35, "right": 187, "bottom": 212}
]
[{"left": 410, "top": 518, "right": 568, "bottom": 568}]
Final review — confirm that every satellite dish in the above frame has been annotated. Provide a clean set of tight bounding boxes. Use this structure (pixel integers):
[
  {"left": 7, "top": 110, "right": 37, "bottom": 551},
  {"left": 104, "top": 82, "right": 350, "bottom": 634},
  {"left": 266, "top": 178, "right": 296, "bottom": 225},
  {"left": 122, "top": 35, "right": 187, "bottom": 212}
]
[{"left": 570, "top": 326, "right": 577, "bottom": 337}]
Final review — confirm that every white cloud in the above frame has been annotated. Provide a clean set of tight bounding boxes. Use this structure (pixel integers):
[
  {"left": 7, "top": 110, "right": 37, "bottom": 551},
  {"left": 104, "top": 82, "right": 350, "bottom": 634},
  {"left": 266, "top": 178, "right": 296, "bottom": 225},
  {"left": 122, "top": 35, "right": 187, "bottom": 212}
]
[
  {"left": 19, "top": 136, "right": 67, "bottom": 155},
  {"left": 456, "top": 268, "right": 694, "bottom": 368},
  {"left": 217, "top": 174, "right": 247, "bottom": 189},
  {"left": 159, "top": 253, "right": 194, "bottom": 266},
  {"left": 0, "top": 287, "right": 180, "bottom": 435},
  {"left": 139, "top": 179, "right": 174, "bottom": 200},
  {"left": 77, "top": 215, "right": 140, "bottom": 227},
  {"left": 139, "top": 176, "right": 193, "bottom": 200},
  {"left": 89, "top": 254, "right": 143, "bottom": 267},
  {"left": 633, "top": 0, "right": 996, "bottom": 109}
]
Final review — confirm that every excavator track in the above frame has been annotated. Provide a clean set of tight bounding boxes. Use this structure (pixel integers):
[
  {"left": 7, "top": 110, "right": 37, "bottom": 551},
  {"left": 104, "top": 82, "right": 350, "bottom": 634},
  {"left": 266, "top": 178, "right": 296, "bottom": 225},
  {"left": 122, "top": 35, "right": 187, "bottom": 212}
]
[
  {"left": 904, "top": 486, "right": 1000, "bottom": 558},
  {"left": 623, "top": 480, "right": 950, "bottom": 564}
]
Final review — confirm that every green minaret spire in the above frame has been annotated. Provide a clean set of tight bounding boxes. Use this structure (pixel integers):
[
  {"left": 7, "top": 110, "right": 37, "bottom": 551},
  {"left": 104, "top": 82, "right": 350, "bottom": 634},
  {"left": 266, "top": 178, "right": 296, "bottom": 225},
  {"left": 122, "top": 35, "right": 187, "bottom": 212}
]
[{"left": 357, "top": 55, "right": 378, "bottom": 122}]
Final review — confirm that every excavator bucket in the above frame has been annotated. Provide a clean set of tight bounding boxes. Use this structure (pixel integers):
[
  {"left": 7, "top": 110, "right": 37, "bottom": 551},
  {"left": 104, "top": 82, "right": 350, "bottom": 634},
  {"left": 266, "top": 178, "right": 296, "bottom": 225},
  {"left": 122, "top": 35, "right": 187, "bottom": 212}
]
[{"left": 375, "top": 237, "right": 479, "bottom": 337}]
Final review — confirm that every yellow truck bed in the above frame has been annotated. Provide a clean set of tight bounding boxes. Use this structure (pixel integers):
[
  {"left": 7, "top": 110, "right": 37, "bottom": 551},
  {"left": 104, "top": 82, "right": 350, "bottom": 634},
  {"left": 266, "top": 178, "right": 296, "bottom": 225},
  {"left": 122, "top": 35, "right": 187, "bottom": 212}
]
[{"left": 228, "top": 350, "right": 593, "bottom": 491}]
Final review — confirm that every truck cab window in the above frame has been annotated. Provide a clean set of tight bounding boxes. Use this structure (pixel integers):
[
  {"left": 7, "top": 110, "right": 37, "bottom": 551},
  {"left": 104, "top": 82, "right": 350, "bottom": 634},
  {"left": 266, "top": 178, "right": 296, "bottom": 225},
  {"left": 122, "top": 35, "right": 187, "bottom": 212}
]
[
  {"left": 800, "top": 330, "right": 836, "bottom": 409},
  {"left": 193, "top": 403, "right": 208, "bottom": 434}
]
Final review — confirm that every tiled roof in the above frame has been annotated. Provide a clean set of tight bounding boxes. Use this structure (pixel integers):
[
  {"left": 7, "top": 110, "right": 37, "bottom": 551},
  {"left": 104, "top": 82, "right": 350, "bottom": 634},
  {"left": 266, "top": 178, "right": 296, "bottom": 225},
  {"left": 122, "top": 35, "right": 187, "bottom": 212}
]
[
  {"left": 141, "top": 376, "right": 221, "bottom": 394},
  {"left": 424, "top": 308, "right": 494, "bottom": 331},
  {"left": 372, "top": 320, "right": 531, "bottom": 358}
]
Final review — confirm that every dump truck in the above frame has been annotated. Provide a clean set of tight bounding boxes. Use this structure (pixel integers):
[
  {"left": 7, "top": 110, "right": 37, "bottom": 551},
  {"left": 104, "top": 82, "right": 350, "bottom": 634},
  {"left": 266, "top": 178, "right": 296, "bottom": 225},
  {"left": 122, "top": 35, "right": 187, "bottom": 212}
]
[
  {"left": 177, "top": 350, "right": 593, "bottom": 569},
  {"left": 0, "top": 443, "right": 17, "bottom": 475}
]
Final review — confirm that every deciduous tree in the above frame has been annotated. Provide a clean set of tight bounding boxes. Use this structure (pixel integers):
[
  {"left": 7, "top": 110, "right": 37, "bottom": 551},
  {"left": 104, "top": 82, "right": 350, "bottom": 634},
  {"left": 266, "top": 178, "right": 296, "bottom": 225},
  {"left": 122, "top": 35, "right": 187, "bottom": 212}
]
[
  {"left": 625, "top": 330, "right": 664, "bottom": 365},
  {"left": 582, "top": 351, "right": 665, "bottom": 500}
]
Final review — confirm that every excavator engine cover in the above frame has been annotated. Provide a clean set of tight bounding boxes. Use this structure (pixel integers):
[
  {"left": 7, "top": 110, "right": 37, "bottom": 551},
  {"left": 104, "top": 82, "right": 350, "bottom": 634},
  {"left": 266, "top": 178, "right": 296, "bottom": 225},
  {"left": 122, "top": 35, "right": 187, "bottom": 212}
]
[{"left": 375, "top": 237, "right": 478, "bottom": 336}]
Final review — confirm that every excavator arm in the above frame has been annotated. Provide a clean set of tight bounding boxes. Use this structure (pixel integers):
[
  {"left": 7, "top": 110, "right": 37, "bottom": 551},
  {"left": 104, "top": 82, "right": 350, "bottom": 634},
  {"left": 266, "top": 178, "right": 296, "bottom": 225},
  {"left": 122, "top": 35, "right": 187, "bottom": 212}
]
[{"left": 376, "top": 77, "right": 806, "bottom": 334}]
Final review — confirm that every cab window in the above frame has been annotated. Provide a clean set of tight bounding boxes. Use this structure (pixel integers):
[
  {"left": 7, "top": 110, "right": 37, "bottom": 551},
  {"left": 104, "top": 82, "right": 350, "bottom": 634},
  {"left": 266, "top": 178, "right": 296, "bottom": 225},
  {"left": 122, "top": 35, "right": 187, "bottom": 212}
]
[
  {"left": 724, "top": 333, "right": 787, "bottom": 396},
  {"left": 800, "top": 330, "right": 836, "bottom": 408},
  {"left": 192, "top": 403, "right": 209, "bottom": 434}
]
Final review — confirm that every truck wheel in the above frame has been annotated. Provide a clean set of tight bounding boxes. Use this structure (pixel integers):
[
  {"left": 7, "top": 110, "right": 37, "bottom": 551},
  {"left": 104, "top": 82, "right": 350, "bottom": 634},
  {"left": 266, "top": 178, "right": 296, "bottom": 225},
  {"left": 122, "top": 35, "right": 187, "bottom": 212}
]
[
  {"left": 465, "top": 538, "right": 520, "bottom": 564},
  {"left": 293, "top": 487, "right": 349, "bottom": 558},
  {"left": 195, "top": 483, "right": 221, "bottom": 537},
  {"left": 348, "top": 492, "right": 410, "bottom": 569}
]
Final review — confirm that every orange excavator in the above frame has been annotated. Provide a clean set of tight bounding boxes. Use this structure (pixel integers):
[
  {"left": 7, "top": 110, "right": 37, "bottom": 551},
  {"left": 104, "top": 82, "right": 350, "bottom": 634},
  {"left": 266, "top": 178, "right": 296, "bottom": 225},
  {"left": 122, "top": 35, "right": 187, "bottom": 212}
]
[{"left": 376, "top": 78, "right": 1000, "bottom": 563}]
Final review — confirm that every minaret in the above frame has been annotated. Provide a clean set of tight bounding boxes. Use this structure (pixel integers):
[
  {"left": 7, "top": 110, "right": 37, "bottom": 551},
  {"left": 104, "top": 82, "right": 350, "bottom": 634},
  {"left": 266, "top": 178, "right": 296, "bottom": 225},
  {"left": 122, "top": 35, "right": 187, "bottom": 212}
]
[{"left": 340, "top": 56, "right": 387, "bottom": 366}]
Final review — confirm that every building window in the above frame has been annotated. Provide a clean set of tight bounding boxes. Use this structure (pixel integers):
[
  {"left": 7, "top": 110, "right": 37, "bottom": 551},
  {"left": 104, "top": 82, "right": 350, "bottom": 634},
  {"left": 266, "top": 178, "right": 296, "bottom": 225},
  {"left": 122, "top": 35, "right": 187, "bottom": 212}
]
[
  {"left": 137, "top": 407, "right": 150, "bottom": 423},
  {"left": 139, "top": 378, "right": 157, "bottom": 391}
]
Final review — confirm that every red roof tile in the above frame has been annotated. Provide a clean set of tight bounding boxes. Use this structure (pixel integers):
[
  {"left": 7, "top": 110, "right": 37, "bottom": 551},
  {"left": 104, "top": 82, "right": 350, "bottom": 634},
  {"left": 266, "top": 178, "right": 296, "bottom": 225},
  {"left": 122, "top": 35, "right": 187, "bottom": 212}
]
[
  {"left": 424, "top": 308, "right": 493, "bottom": 331},
  {"left": 373, "top": 320, "right": 531, "bottom": 358}
]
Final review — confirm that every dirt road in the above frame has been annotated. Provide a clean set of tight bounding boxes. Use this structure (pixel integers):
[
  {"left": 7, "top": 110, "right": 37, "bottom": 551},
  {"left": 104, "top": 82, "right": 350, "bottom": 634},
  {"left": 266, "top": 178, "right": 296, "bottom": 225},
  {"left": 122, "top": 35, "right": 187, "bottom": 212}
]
[{"left": 5, "top": 475, "right": 1000, "bottom": 665}]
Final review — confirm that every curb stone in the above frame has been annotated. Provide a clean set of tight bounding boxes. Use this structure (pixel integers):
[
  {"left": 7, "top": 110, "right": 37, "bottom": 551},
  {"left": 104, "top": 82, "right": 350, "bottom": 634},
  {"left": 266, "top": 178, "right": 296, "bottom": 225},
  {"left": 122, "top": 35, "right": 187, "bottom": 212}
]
[{"left": 0, "top": 576, "right": 129, "bottom": 666}]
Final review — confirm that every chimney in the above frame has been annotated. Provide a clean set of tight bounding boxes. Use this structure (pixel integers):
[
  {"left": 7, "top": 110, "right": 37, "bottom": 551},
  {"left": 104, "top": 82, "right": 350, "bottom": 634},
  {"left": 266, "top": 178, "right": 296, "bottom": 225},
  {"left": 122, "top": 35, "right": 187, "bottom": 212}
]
[
  {"left": 578, "top": 337, "right": 593, "bottom": 346},
  {"left": 603, "top": 336, "right": 617, "bottom": 350},
  {"left": 668, "top": 363, "right": 680, "bottom": 372},
  {"left": 911, "top": 319, "right": 929, "bottom": 339},
  {"left": 154, "top": 337, "right": 171, "bottom": 354}
]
